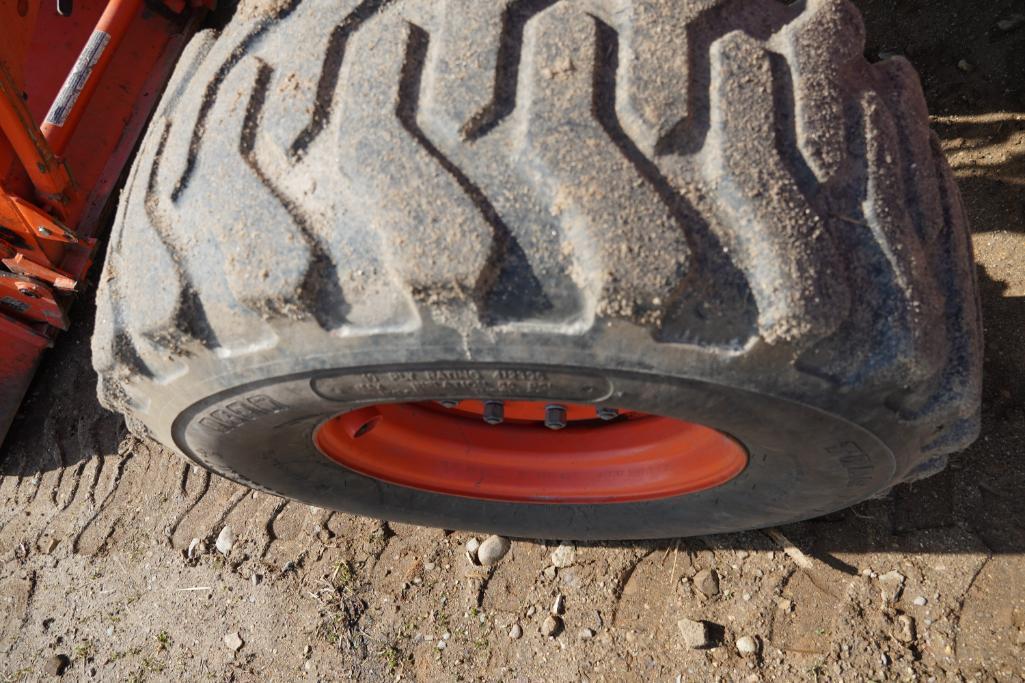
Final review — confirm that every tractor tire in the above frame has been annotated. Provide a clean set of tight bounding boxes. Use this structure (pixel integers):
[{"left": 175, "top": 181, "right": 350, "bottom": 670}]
[{"left": 92, "top": 0, "right": 981, "bottom": 539}]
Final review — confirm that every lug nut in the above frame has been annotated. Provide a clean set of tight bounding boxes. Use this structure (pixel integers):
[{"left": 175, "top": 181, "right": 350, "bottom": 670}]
[
  {"left": 438, "top": 400, "right": 459, "bottom": 409},
  {"left": 483, "top": 400, "right": 504, "bottom": 425},
  {"left": 544, "top": 404, "right": 567, "bottom": 430},
  {"left": 597, "top": 407, "right": 619, "bottom": 421}
]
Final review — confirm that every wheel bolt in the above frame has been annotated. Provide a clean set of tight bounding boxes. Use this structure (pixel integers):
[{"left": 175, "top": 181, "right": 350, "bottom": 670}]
[
  {"left": 483, "top": 400, "right": 504, "bottom": 425},
  {"left": 597, "top": 407, "right": 618, "bottom": 421},
  {"left": 438, "top": 400, "right": 459, "bottom": 409},
  {"left": 544, "top": 404, "right": 567, "bottom": 430}
]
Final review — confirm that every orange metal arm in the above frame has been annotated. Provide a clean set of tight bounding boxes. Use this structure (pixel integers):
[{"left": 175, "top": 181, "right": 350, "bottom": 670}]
[
  {"left": 39, "top": 0, "right": 144, "bottom": 157},
  {"left": 0, "top": 63, "right": 74, "bottom": 211}
]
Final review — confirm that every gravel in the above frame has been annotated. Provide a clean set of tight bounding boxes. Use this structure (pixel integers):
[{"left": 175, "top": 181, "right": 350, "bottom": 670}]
[
  {"left": 996, "top": 14, "right": 1024, "bottom": 31},
  {"left": 476, "top": 535, "right": 511, "bottom": 566},
  {"left": 879, "top": 570, "right": 906, "bottom": 604},
  {"left": 693, "top": 568, "right": 720, "bottom": 597},
  {"left": 509, "top": 623, "right": 523, "bottom": 640},
  {"left": 736, "top": 636, "right": 760, "bottom": 655},
  {"left": 224, "top": 632, "right": 244, "bottom": 651},
  {"left": 541, "top": 614, "right": 562, "bottom": 638},
  {"left": 215, "top": 526, "right": 235, "bottom": 555},
  {"left": 44, "top": 654, "right": 69, "bottom": 677},
  {"left": 895, "top": 614, "right": 916, "bottom": 643},
  {"left": 677, "top": 618, "right": 713, "bottom": 649},
  {"left": 551, "top": 544, "right": 576, "bottom": 568}
]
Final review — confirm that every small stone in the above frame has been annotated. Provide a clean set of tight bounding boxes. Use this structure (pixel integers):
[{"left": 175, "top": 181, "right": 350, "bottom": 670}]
[
  {"left": 526, "top": 605, "right": 536, "bottom": 617},
  {"left": 509, "top": 623, "right": 523, "bottom": 639},
  {"left": 551, "top": 594, "right": 565, "bottom": 615},
  {"left": 187, "top": 538, "right": 202, "bottom": 560},
  {"left": 540, "top": 614, "right": 562, "bottom": 637},
  {"left": 775, "top": 597, "right": 794, "bottom": 613},
  {"left": 957, "top": 59, "right": 973, "bottom": 73},
  {"left": 466, "top": 538, "right": 480, "bottom": 555},
  {"left": 303, "top": 645, "right": 312, "bottom": 657},
  {"left": 578, "top": 628, "right": 595, "bottom": 640},
  {"left": 543, "top": 566, "right": 557, "bottom": 580},
  {"left": 436, "top": 640, "right": 447, "bottom": 650},
  {"left": 215, "top": 526, "right": 235, "bottom": 555},
  {"left": 997, "top": 14, "right": 1025, "bottom": 31},
  {"left": 693, "top": 569, "right": 720, "bottom": 597},
  {"left": 879, "top": 571, "right": 906, "bottom": 603},
  {"left": 677, "top": 618, "right": 712, "bottom": 649},
  {"left": 895, "top": 614, "right": 916, "bottom": 643},
  {"left": 39, "top": 538, "right": 58, "bottom": 554},
  {"left": 477, "top": 535, "right": 511, "bottom": 566},
  {"left": 44, "top": 654, "right": 70, "bottom": 677},
  {"left": 736, "top": 635, "right": 760, "bottom": 655},
  {"left": 913, "top": 596, "right": 927, "bottom": 607},
  {"left": 742, "top": 593, "right": 752, "bottom": 602},
  {"left": 224, "top": 632, "right": 244, "bottom": 652},
  {"left": 551, "top": 544, "right": 576, "bottom": 568}
]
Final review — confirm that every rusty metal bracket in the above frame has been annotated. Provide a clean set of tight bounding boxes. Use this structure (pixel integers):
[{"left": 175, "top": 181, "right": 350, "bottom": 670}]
[
  {"left": 0, "top": 271, "right": 66, "bottom": 329},
  {"left": 0, "top": 191, "right": 84, "bottom": 270}
]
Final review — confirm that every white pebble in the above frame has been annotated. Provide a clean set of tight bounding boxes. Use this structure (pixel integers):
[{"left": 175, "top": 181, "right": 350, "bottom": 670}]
[
  {"left": 509, "top": 623, "right": 523, "bottom": 639},
  {"left": 736, "top": 635, "right": 759, "bottom": 655},
  {"left": 477, "top": 535, "right": 511, "bottom": 566},
  {"left": 215, "top": 526, "right": 235, "bottom": 555},
  {"left": 913, "top": 596, "right": 927, "bottom": 606},
  {"left": 224, "top": 632, "right": 243, "bottom": 651},
  {"left": 551, "top": 544, "right": 576, "bottom": 568}
]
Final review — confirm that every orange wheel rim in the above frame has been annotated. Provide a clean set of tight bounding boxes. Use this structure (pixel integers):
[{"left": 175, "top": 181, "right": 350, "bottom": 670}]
[{"left": 314, "top": 401, "right": 748, "bottom": 504}]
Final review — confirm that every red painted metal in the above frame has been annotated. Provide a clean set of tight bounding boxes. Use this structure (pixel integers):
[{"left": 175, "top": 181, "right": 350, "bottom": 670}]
[
  {"left": 0, "top": 1, "right": 205, "bottom": 446},
  {"left": 0, "top": 63, "right": 75, "bottom": 215},
  {"left": 0, "top": 312, "right": 50, "bottom": 447},
  {"left": 39, "top": 0, "right": 144, "bottom": 157},
  {"left": 315, "top": 401, "right": 748, "bottom": 504}
]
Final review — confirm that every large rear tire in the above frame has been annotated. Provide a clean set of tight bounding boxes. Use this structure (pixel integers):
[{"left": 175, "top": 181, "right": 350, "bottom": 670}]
[{"left": 93, "top": 0, "right": 981, "bottom": 539}]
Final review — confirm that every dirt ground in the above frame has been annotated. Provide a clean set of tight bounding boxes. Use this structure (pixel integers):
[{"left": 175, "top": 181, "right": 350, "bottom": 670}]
[{"left": 2, "top": 2, "right": 1025, "bottom": 681}]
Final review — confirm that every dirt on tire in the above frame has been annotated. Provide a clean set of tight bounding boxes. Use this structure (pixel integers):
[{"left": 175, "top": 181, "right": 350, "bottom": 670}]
[{"left": 2, "top": 0, "right": 1025, "bottom": 681}]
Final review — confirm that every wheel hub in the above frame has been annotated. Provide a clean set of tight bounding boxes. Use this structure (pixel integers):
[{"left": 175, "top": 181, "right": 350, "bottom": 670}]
[{"left": 314, "top": 400, "right": 748, "bottom": 504}]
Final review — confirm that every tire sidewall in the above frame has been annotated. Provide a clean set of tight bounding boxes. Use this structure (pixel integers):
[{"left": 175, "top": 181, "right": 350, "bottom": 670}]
[{"left": 168, "top": 354, "right": 897, "bottom": 540}]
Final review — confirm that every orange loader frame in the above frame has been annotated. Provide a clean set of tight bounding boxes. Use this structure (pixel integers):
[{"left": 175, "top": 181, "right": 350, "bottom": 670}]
[{"left": 0, "top": 0, "right": 206, "bottom": 444}]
